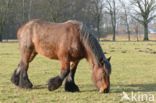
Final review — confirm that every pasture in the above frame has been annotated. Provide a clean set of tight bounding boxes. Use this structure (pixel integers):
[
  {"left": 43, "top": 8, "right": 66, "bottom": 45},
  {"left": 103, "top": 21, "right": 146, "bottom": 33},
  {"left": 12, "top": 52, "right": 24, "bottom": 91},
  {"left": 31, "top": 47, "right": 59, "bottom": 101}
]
[{"left": 0, "top": 42, "right": 156, "bottom": 103}]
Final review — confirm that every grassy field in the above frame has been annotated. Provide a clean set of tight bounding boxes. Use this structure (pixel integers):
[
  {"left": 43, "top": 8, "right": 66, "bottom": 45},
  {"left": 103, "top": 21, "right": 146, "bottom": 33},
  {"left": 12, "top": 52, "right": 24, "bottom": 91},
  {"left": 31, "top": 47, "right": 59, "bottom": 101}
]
[
  {"left": 0, "top": 42, "right": 156, "bottom": 103},
  {"left": 101, "top": 34, "right": 156, "bottom": 41}
]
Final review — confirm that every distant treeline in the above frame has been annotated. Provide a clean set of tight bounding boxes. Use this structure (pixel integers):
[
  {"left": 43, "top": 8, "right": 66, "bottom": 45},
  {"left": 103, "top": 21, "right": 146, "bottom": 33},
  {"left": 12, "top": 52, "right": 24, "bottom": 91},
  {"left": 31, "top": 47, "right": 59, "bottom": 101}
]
[
  {"left": 0, "top": 0, "right": 156, "bottom": 41},
  {"left": 0, "top": 0, "right": 106, "bottom": 40}
]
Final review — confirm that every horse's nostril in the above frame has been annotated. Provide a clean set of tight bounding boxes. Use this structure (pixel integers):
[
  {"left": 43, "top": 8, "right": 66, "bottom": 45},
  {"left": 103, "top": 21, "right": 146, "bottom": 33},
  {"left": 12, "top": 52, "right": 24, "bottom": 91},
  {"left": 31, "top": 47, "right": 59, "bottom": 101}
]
[
  {"left": 99, "top": 89, "right": 104, "bottom": 93},
  {"left": 99, "top": 88, "right": 109, "bottom": 93}
]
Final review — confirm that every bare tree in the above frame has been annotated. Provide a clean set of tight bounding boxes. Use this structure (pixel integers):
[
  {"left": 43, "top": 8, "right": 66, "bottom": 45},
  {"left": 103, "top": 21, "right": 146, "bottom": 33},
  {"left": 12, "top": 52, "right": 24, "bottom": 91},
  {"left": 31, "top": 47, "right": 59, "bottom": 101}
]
[
  {"left": 91, "top": 0, "right": 104, "bottom": 40},
  {"left": 0, "top": 0, "right": 108, "bottom": 40},
  {"left": 131, "top": 0, "right": 156, "bottom": 40},
  {"left": 0, "top": 0, "right": 11, "bottom": 42},
  {"left": 22, "top": 0, "right": 25, "bottom": 21},
  {"left": 131, "top": 19, "right": 140, "bottom": 41},
  {"left": 22, "top": 0, "right": 33, "bottom": 22},
  {"left": 47, "top": 0, "right": 73, "bottom": 22},
  {"left": 119, "top": 0, "right": 131, "bottom": 41},
  {"left": 28, "top": 0, "right": 32, "bottom": 20},
  {"left": 105, "top": 0, "right": 117, "bottom": 41}
]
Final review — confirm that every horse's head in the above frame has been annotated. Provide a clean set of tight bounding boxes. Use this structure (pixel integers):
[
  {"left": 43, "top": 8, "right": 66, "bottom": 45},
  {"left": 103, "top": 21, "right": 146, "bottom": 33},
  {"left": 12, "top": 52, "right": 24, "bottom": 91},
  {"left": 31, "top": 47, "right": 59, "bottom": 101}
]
[{"left": 92, "top": 57, "right": 111, "bottom": 93}]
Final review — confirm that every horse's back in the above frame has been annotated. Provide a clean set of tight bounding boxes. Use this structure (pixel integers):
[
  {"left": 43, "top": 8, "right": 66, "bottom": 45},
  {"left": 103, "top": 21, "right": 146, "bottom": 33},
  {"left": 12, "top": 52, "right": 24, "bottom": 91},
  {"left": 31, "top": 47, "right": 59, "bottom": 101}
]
[{"left": 17, "top": 19, "right": 85, "bottom": 61}]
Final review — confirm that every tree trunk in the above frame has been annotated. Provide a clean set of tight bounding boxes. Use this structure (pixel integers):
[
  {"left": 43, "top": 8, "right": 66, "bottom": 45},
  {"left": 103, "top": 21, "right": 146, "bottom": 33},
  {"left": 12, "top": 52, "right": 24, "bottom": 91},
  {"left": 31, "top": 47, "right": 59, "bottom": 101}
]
[
  {"left": 144, "top": 23, "right": 149, "bottom": 41},
  {"left": 97, "top": 26, "right": 100, "bottom": 41},
  {"left": 112, "top": 0, "right": 116, "bottom": 41},
  {"left": 128, "top": 31, "right": 130, "bottom": 41},
  {"left": 0, "top": 34, "right": 2, "bottom": 42},
  {"left": 97, "top": 14, "right": 100, "bottom": 41},
  {"left": 22, "top": 0, "right": 25, "bottom": 22},
  {"left": 125, "top": 15, "right": 130, "bottom": 41},
  {"left": 137, "top": 32, "right": 139, "bottom": 41},
  {"left": 28, "top": 0, "right": 32, "bottom": 20},
  {"left": 127, "top": 28, "right": 131, "bottom": 42},
  {"left": 111, "top": 13, "right": 116, "bottom": 41},
  {"left": 112, "top": 25, "right": 116, "bottom": 41},
  {"left": 112, "top": 14, "right": 116, "bottom": 41},
  {"left": 135, "top": 24, "right": 139, "bottom": 41}
]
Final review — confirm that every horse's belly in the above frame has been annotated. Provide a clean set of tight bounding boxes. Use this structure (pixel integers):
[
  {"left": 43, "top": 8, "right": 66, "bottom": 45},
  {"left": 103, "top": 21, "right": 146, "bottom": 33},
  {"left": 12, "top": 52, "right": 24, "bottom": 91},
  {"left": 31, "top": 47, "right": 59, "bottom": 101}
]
[
  {"left": 42, "top": 50, "right": 58, "bottom": 59},
  {"left": 35, "top": 43, "right": 59, "bottom": 59},
  {"left": 39, "top": 49, "right": 58, "bottom": 59}
]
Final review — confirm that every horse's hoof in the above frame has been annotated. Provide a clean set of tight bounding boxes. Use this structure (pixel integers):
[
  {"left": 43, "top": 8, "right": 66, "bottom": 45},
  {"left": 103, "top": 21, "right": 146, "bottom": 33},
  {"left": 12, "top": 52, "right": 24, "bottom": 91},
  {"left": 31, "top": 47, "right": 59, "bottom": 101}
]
[
  {"left": 11, "top": 69, "right": 20, "bottom": 86},
  {"left": 19, "top": 82, "right": 33, "bottom": 89},
  {"left": 19, "top": 79, "right": 33, "bottom": 89},
  {"left": 48, "top": 76, "right": 62, "bottom": 91},
  {"left": 64, "top": 81, "right": 80, "bottom": 92},
  {"left": 19, "top": 71, "right": 33, "bottom": 89}
]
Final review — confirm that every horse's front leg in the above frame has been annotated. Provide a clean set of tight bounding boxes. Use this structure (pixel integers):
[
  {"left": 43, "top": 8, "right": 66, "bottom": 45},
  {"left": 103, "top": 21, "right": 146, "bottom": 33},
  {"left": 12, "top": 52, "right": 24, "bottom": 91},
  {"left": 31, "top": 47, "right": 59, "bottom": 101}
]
[
  {"left": 48, "top": 60, "right": 70, "bottom": 91},
  {"left": 64, "top": 61, "right": 80, "bottom": 92}
]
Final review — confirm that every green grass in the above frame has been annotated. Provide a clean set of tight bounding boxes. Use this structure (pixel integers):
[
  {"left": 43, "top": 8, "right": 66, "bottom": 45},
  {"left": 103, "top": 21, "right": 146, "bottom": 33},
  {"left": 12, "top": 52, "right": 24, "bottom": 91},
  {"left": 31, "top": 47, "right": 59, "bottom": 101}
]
[{"left": 0, "top": 42, "right": 156, "bottom": 103}]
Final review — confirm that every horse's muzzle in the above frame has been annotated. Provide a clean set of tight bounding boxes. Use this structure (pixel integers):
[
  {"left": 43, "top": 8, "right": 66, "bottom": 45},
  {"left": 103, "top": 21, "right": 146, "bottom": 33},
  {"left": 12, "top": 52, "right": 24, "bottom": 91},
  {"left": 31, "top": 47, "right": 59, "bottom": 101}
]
[{"left": 99, "top": 86, "right": 110, "bottom": 93}]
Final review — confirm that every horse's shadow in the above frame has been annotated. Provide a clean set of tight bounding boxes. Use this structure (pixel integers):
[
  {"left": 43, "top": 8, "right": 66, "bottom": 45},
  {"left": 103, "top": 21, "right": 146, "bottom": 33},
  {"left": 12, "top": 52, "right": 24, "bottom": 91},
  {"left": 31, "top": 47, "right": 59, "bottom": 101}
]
[
  {"left": 32, "top": 83, "right": 156, "bottom": 93},
  {"left": 33, "top": 84, "right": 48, "bottom": 89},
  {"left": 32, "top": 83, "right": 97, "bottom": 92},
  {"left": 111, "top": 83, "right": 156, "bottom": 93},
  {"left": 72, "top": 83, "right": 156, "bottom": 93}
]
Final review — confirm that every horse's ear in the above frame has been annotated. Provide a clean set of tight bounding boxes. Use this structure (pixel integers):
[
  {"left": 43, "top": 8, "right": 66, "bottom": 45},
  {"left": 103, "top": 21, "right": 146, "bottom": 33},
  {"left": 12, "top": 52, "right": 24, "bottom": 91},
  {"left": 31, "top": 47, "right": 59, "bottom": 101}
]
[{"left": 107, "top": 56, "right": 111, "bottom": 62}]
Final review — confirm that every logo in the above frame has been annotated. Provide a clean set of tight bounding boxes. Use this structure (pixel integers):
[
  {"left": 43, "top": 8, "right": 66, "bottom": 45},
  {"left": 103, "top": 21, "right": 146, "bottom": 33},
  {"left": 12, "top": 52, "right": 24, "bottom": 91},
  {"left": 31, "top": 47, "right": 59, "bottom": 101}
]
[{"left": 120, "top": 91, "right": 155, "bottom": 102}]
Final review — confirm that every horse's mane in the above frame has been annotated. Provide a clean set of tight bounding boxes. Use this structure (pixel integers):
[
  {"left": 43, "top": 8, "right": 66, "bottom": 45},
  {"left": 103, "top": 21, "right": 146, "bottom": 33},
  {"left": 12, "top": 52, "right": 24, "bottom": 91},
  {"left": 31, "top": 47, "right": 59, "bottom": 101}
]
[{"left": 79, "top": 23, "right": 106, "bottom": 65}]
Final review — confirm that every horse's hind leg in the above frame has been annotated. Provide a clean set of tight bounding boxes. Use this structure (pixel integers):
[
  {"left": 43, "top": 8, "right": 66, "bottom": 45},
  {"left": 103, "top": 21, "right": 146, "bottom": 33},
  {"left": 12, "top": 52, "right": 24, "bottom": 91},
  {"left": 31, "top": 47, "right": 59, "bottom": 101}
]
[
  {"left": 64, "top": 61, "right": 80, "bottom": 92},
  {"left": 48, "top": 60, "right": 70, "bottom": 91},
  {"left": 11, "top": 46, "right": 36, "bottom": 89}
]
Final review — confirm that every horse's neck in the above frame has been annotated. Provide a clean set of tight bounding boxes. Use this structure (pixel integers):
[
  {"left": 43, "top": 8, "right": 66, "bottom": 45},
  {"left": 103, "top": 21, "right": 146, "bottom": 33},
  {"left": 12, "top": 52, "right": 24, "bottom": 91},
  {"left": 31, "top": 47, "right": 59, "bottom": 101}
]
[
  {"left": 85, "top": 47, "right": 99, "bottom": 67},
  {"left": 85, "top": 47, "right": 107, "bottom": 68},
  {"left": 81, "top": 31, "right": 103, "bottom": 67}
]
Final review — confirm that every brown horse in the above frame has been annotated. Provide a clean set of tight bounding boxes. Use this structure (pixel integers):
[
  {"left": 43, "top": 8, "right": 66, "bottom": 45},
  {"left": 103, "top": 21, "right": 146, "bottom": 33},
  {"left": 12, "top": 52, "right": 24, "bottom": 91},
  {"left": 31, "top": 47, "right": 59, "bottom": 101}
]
[{"left": 11, "top": 19, "right": 111, "bottom": 93}]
